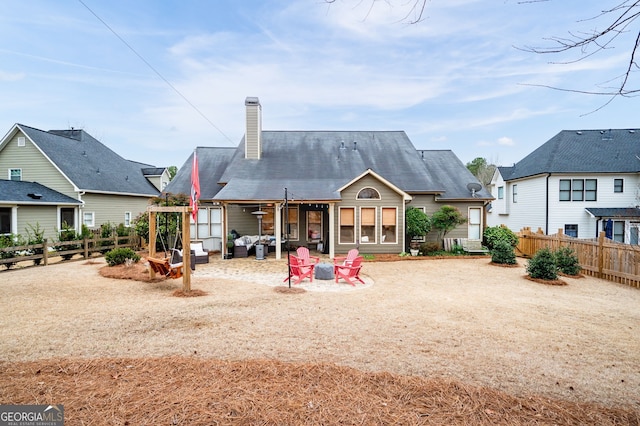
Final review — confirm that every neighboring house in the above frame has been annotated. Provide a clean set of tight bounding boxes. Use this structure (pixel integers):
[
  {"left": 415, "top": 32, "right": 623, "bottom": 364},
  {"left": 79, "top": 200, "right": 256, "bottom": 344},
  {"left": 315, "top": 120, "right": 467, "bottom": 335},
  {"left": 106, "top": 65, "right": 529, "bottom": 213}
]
[
  {"left": 165, "top": 97, "right": 492, "bottom": 258},
  {"left": 487, "top": 128, "right": 640, "bottom": 243},
  {"left": 0, "top": 124, "right": 168, "bottom": 240}
]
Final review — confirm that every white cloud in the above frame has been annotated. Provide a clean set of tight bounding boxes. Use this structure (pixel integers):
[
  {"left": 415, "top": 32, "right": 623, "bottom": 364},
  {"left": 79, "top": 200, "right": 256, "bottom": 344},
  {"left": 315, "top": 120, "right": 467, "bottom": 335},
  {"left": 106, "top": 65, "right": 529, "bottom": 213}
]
[{"left": 497, "top": 136, "right": 514, "bottom": 146}]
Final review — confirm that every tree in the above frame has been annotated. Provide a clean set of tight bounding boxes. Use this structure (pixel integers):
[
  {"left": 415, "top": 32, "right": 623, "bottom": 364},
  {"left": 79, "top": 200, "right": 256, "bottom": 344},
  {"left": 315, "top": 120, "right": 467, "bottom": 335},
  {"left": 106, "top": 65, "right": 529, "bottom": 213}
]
[
  {"left": 431, "top": 205, "right": 466, "bottom": 243},
  {"left": 519, "top": 1, "right": 640, "bottom": 100},
  {"left": 405, "top": 207, "right": 431, "bottom": 245},
  {"left": 325, "top": 0, "right": 640, "bottom": 100},
  {"left": 466, "top": 157, "right": 496, "bottom": 186},
  {"left": 168, "top": 166, "right": 178, "bottom": 181}
]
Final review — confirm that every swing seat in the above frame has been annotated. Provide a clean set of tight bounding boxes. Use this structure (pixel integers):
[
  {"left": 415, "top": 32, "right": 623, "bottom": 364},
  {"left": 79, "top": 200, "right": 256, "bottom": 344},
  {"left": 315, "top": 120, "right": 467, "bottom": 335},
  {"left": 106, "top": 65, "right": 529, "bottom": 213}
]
[{"left": 147, "top": 256, "right": 183, "bottom": 279}]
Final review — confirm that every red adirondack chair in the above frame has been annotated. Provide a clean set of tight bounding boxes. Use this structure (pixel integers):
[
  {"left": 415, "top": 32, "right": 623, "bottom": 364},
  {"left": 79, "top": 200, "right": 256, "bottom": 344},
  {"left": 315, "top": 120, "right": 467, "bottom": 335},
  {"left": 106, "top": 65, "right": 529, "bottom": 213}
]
[
  {"left": 296, "top": 246, "right": 320, "bottom": 265},
  {"left": 335, "top": 256, "right": 364, "bottom": 286},
  {"left": 284, "top": 254, "right": 315, "bottom": 285},
  {"left": 333, "top": 248, "right": 359, "bottom": 274}
]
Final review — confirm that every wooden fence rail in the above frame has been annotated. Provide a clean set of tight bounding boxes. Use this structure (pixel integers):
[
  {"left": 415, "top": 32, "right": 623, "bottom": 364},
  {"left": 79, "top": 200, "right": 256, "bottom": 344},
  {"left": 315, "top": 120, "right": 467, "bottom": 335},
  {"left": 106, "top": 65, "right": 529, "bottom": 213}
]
[
  {"left": 517, "top": 227, "right": 640, "bottom": 288},
  {"left": 0, "top": 234, "right": 141, "bottom": 269}
]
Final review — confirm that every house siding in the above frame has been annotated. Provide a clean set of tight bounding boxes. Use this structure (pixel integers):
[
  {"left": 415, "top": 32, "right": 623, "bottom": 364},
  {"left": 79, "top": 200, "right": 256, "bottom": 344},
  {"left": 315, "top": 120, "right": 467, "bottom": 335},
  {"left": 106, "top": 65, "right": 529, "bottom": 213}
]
[
  {"left": 81, "top": 193, "right": 151, "bottom": 230},
  {"left": 336, "top": 174, "right": 405, "bottom": 254},
  {"left": 487, "top": 176, "right": 547, "bottom": 233},
  {"left": 16, "top": 205, "right": 59, "bottom": 241},
  {"left": 0, "top": 131, "right": 76, "bottom": 197}
]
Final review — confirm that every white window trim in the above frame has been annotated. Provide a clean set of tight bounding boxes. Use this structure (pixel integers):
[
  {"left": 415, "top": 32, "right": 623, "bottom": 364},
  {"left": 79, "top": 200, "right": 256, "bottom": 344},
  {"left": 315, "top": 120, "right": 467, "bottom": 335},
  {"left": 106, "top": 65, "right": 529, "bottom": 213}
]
[
  {"left": 356, "top": 187, "right": 381, "bottom": 200},
  {"left": 8, "top": 168, "right": 22, "bottom": 181},
  {"left": 83, "top": 211, "right": 95, "bottom": 228},
  {"left": 359, "top": 206, "right": 377, "bottom": 244},
  {"left": 380, "top": 206, "right": 398, "bottom": 244},
  {"left": 338, "top": 207, "right": 356, "bottom": 244},
  {"left": 124, "top": 211, "right": 132, "bottom": 227},
  {"left": 17, "top": 137, "right": 25, "bottom": 147}
]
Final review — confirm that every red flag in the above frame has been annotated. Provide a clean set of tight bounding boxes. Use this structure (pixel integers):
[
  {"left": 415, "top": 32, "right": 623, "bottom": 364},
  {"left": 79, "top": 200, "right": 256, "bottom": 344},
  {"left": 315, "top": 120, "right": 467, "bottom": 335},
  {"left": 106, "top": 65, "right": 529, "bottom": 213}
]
[{"left": 190, "top": 151, "right": 200, "bottom": 222}]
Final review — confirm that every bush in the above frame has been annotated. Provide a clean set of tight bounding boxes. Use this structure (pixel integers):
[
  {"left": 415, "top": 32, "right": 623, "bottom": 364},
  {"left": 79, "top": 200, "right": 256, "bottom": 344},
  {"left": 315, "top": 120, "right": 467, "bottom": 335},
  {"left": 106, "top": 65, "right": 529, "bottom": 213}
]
[
  {"left": 420, "top": 242, "right": 441, "bottom": 255},
  {"left": 25, "top": 223, "right": 45, "bottom": 266},
  {"left": 526, "top": 248, "right": 557, "bottom": 280},
  {"left": 105, "top": 247, "right": 140, "bottom": 266},
  {"left": 491, "top": 240, "right": 517, "bottom": 265},
  {"left": 0, "top": 234, "right": 23, "bottom": 269},
  {"left": 55, "top": 223, "right": 80, "bottom": 260},
  {"left": 484, "top": 226, "right": 519, "bottom": 250},
  {"left": 555, "top": 246, "right": 581, "bottom": 275}
]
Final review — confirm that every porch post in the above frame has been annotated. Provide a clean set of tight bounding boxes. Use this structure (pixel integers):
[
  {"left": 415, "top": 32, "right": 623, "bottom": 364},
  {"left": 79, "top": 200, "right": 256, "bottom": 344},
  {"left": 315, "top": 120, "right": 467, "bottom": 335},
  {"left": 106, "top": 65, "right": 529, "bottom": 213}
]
[
  {"left": 275, "top": 201, "right": 282, "bottom": 260},
  {"left": 328, "top": 202, "right": 335, "bottom": 259}
]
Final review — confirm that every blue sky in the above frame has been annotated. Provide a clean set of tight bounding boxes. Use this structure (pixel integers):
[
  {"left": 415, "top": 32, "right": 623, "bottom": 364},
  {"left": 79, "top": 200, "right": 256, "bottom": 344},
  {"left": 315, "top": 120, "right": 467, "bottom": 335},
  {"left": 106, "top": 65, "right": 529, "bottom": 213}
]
[{"left": 1, "top": 0, "right": 637, "bottom": 169}]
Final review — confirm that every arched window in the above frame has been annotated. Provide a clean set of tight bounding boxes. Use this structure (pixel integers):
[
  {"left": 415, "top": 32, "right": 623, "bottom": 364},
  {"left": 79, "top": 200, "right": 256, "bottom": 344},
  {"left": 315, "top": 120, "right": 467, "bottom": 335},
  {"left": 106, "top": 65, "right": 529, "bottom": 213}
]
[{"left": 357, "top": 187, "right": 380, "bottom": 199}]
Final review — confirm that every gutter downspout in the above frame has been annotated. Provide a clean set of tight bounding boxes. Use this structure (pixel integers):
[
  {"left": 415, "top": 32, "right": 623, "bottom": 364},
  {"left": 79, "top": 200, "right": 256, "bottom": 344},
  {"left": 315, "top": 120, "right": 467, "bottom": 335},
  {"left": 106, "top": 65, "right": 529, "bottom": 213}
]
[{"left": 545, "top": 174, "right": 550, "bottom": 235}]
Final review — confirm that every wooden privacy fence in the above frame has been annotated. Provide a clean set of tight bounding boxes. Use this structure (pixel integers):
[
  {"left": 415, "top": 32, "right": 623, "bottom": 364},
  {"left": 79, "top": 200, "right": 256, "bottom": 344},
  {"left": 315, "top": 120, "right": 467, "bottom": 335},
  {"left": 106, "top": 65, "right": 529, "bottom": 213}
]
[
  {"left": 0, "top": 234, "right": 141, "bottom": 269},
  {"left": 517, "top": 227, "right": 640, "bottom": 288}
]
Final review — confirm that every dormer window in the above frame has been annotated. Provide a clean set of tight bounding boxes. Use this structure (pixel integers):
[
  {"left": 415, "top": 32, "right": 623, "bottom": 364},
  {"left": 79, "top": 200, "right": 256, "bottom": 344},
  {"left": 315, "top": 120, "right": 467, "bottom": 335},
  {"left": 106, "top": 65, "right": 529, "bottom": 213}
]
[
  {"left": 357, "top": 187, "right": 380, "bottom": 199},
  {"left": 9, "top": 168, "right": 21, "bottom": 181}
]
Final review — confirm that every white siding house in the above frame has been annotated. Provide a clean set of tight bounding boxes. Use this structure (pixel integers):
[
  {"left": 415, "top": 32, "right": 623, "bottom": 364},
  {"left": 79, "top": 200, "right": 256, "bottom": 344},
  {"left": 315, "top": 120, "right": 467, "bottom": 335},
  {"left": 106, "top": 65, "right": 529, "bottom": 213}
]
[{"left": 487, "top": 129, "right": 640, "bottom": 243}]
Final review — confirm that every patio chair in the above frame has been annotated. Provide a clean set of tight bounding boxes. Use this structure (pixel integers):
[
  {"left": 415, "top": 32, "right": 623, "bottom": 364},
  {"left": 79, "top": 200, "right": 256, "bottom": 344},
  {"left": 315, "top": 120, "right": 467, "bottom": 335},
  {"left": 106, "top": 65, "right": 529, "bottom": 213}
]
[
  {"left": 284, "top": 254, "right": 315, "bottom": 285},
  {"left": 333, "top": 248, "right": 359, "bottom": 272},
  {"left": 335, "top": 256, "right": 364, "bottom": 286},
  {"left": 296, "top": 246, "right": 320, "bottom": 265}
]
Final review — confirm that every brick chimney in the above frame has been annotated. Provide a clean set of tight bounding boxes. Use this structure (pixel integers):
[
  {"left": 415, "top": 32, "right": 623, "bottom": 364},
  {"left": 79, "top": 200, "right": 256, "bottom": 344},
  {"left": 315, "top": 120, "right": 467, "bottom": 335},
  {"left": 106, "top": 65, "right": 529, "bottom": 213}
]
[{"left": 245, "top": 97, "right": 261, "bottom": 159}]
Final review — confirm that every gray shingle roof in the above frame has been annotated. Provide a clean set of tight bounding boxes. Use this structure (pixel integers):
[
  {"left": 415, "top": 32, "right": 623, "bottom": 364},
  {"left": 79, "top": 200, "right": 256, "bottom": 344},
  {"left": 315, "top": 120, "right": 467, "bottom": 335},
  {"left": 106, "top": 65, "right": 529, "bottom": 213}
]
[
  {"left": 18, "top": 124, "right": 160, "bottom": 196},
  {"left": 420, "top": 150, "right": 492, "bottom": 199},
  {"left": 0, "top": 179, "right": 82, "bottom": 204},
  {"left": 216, "top": 131, "right": 459, "bottom": 200},
  {"left": 164, "top": 147, "right": 236, "bottom": 199},
  {"left": 585, "top": 207, "right": 640, "bottom": 218},
  {"left": 167, "top": 131, "right": 490, "bottom": 202},
  {"left": 502, "top": 129, "right": 640, "bottom": 181}
]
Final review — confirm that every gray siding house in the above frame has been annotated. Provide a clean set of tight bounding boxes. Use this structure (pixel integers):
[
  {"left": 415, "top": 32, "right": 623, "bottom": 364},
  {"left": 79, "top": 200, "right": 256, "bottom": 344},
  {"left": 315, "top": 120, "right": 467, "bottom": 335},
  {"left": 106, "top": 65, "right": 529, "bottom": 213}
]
[
  {"left": 0, "top": 124, "right": 169, "bottom": 240},
  {"left": 165, "top": 97, "right": 492, "bottom": 259}
]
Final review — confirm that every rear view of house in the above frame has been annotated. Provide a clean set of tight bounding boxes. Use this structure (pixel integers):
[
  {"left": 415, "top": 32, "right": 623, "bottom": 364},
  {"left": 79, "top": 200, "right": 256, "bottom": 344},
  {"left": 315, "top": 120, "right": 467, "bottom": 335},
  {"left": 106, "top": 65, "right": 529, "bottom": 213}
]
[{"left": 165, "top": 97, "right": 492, "bottom": 258}]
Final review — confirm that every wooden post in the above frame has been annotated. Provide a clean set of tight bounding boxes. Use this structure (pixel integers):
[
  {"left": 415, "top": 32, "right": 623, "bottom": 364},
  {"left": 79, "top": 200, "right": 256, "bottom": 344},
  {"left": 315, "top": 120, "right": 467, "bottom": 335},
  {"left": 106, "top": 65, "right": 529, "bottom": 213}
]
[
  {"left": 43, "top": 238, "right": 48, "bottom": 266},
  {"left": 598, "top": 231, "right": 605, "bottom": 279},
  {"left": 148, "top": 210, "right": 157, "bottom": 279},
  {"left": 84, "top": 237, "right": 89, "bottom": 259},
  {"left": 182, "top": 209, "right": 191, "bottom": 292}
]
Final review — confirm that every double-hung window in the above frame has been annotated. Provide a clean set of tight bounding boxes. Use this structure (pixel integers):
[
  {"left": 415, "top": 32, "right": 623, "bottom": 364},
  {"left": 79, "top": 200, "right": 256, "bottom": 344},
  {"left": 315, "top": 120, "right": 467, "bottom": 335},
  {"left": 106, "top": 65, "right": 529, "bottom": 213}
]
[
  {"left": 559, "top": 179, "right": 597, "bottom": 201},
  {"left": 9, "top": 168, "right": 21, "bottom": 181}
]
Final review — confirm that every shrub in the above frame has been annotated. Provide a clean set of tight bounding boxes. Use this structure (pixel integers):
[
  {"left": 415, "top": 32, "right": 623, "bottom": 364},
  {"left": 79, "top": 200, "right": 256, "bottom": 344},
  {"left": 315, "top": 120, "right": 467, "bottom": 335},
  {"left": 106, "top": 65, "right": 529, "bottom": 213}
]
[
  {"left": 483, "top": 226, "right": 519, "bottom": 250},
  {"left": 406, "top": 208, "right": 431, "bottom": 247},
  {"left": 0, "top": 234, "right": 23, "bottom": 269},
  {"left": 431, "top": 205, "right": 466, "bottom": 242},
  {"left": 555, "top": 246, "right": 581, "bottom": 275},
  {"left": 420, "top": 242, "right": 441, "bottom": 255},
  {"left": 491, "top": 240, "right": 517, "bottom": 265},
  {"left": 526, "top": 248, "right": 557, "bottom": 280},
  {"left": 55, "top": 223, "right": 80, "bottom": 260},
  {"left": 25, "top": 223, "right": 45, "bottom": 265},
  {"left": 450, "top": 244, "right": 465, "bottom": 255},
  {"left": 105, "top": 247, "right": 140, "bottom": 266}
]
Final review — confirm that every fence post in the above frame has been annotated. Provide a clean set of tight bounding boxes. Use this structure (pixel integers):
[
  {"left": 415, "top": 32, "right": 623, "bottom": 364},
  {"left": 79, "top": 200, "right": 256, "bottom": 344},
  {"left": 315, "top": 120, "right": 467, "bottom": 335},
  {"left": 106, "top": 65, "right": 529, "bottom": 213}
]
[
  {"left": 43, "top": 238, "right": 48, "bottom": 266},
  {"left": 84, "top": 237, "right": 89, "bottom": 259},
  {"left": 598, "top": 231, "right": 605, "bottom": 279},
  {"left": 114, "top": 233, "right": 118, "bottom": 249}
]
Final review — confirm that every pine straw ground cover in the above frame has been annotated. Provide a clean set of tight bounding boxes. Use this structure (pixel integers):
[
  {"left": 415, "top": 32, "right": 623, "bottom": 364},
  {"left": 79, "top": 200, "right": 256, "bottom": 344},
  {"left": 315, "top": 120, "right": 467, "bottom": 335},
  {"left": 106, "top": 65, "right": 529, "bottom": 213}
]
[
  {"left": 2, "top": 253, "right": 639, "bottom": 425},
  {"left": 2, "top": 357, "right": 637, "bottom": 425}
]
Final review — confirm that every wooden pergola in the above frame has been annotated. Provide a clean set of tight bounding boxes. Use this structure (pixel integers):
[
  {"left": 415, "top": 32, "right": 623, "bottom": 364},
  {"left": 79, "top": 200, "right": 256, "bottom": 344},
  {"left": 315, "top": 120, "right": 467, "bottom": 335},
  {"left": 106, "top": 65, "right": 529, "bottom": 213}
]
[{"left": 147, "top": 205, "right": 192, "bottom": 292}]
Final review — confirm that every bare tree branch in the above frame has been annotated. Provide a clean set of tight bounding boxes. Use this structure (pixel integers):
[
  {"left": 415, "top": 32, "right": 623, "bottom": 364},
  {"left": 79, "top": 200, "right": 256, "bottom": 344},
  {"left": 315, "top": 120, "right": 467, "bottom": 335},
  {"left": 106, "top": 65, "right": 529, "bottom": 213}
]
[{"left": 519, "top": 0, "right": 640, "bottom": 98}]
